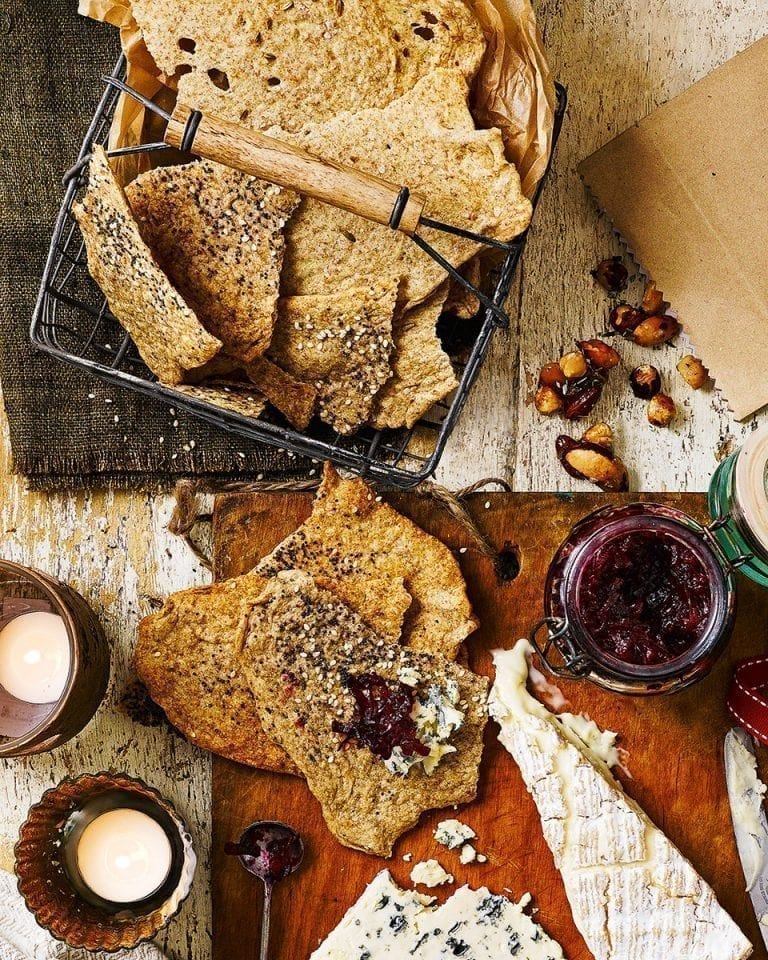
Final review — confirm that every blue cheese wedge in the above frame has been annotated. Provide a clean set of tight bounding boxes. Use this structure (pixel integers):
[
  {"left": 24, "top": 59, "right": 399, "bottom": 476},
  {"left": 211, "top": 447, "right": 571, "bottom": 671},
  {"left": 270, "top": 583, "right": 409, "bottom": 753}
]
[
  {"left": 310, "top": 870, "right": 564, "bottom": 959},
  {"left": 490, "top": 640, "right": 753, "bottom": 960},
  {"left": 413, "top": 887, "right": 564, "bottom": 960},
  {"left": 309, "top": 870, "right": 434, "bottom": 959}
]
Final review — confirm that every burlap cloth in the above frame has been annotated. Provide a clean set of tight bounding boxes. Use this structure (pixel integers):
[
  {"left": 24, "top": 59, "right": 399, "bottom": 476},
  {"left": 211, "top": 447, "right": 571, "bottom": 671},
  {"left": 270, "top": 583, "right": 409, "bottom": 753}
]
[{"left": 0, "top": 0, "right": 305, "bottom": 489}]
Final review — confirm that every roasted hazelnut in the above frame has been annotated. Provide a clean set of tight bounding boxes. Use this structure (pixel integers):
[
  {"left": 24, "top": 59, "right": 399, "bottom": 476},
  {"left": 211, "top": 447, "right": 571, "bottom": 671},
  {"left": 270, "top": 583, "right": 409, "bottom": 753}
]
[
  {"left": 609, "top": 303, "right": 644, "bottom": 335},
  {"left": 539, "top": 362, "right": 566, "bottom": 388},
  {"left": 591, "top": 256, "right": 628, "bottom": 294},
  {"left": 563, "top": 383, "right": 603, "bottom": 420},
  {"left": 534, "top": 384, "right": 563, "bottom": 415},
  {"left": 582, "top": 422, "right": 613, "bottom": 450},
  {"left": 559, "top": 351, "right": 588, "bottom": 380},
  {"left": 641, "top": 281, "right": 668, "bottom": 315},
  {"left": 677, "top": 355, "right": 708, "bottom": 389},
  {"left": 631, "top": 313, "right": 681, "bottom": 347},
  {"left": 578, "top": 338, "right": 621, "bottom": 371},
  {"left": 629, "top": 364, "right": 662, "bottom": 399},
  {"left": 556, "top": 435, "right": 628, "bottom": 492},
  {"left": 647, "top": 393, "right": 676, "bottom": 427}
]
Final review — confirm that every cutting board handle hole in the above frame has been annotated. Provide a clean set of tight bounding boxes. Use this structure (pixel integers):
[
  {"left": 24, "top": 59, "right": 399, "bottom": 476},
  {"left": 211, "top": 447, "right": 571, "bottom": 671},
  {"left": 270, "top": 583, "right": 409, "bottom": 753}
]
[{"left": 495, "top": 545, "right": 521, "bottom": 583}]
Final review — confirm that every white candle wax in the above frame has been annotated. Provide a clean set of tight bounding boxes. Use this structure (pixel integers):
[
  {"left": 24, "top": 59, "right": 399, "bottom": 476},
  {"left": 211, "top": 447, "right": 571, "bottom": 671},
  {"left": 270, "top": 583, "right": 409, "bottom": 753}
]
[
  {"left": 0, "top": 612, "right": 70, "bottom": 704},
  {"left": 76, "top": 808, "right": 173, "bottom": 903}
]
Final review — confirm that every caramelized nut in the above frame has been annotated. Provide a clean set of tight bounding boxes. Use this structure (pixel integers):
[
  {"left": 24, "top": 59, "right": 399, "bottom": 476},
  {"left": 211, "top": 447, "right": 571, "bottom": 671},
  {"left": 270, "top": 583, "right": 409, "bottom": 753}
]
[
  {"left": 647, "top": 393, "right": 676, "bottom": 427},
  {"left": 629, "top": 364, "right": 662, "bottom": 400},
  {"left": 609, "top": 303, "right": 644, "bottom": 335},
  {"left": 641, "top": 281, "right": 668, "bottom": 315},
  {"left": 534, "top": 385, "right": 563, "bottom": 415},
  {"left": 556, "top": 436, "right": 629, "bottom": 492},
  {"left": 578, "top": 338, "right": 621, "bottom": 371},
  {"left": 539, "top": 362, "right": 566, "bottom": 388},
  {"left": 563, "top": 383, "right": 603, "bottom": 420},
  {"left": 677, "top": 355, "right": 708, "bottom": 389},
  {"left": 582, "top": 422, "right": 613, "bottom": 450},
  {"left": 559, "top": 351, "right": 588, "bottom": 380},
  {"left": 631, "top": 313, "right": 681, "bottom": 347},
  {"left": 591, "top": 256, "right": 628, "bottom": 294}
]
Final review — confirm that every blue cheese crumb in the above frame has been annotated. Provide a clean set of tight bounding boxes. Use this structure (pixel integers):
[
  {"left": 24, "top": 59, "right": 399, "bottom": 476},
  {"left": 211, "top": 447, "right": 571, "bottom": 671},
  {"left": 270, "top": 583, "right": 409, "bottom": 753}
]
[
  {"left": 410, "top": 859, "right": 453, "bottom": 888},
  {"left": 434, "top": 818, "right": 476, "bottom": 850},
  {"left": 459, "top": 843, "right": 477, "bottom": 865}
]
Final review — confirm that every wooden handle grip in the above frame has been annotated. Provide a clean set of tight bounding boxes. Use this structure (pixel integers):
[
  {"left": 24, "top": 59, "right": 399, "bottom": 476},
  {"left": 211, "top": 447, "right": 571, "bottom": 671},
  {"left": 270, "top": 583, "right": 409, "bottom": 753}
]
[{"left": 165, "top": 103, "right": 426, "bottom": 235}]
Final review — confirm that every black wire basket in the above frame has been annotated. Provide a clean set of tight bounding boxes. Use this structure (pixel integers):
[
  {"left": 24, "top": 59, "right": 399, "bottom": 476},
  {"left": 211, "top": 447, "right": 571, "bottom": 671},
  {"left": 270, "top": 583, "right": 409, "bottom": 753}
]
[{"left": 30, "top": 56, "right": 566, "bottom": 489}]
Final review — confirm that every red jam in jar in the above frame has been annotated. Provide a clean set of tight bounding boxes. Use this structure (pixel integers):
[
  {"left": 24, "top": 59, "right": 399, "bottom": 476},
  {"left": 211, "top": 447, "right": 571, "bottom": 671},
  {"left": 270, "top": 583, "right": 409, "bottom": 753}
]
[
  {"left": 538, "top": 503, "right": 736, "bottom": 695},
  {"left": 577, "top": 529, "right": 712, "bottom": 666}
]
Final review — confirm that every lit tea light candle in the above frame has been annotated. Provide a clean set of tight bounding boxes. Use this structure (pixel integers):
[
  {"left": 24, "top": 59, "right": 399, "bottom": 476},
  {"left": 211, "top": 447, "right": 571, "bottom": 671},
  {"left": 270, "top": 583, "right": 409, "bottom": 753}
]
[
  {"left": 0, "top": 612, "right": 70, "bottom": 704},
  {"left": 76, "top": 808, "right": 173, "bottom": 904}
]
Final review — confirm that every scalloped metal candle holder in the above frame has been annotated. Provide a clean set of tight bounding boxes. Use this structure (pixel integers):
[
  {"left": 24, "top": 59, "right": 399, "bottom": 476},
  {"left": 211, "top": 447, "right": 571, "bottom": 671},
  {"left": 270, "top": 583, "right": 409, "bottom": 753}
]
[{"left": 14, "top": 772, "right": 196, "bottom": 952}]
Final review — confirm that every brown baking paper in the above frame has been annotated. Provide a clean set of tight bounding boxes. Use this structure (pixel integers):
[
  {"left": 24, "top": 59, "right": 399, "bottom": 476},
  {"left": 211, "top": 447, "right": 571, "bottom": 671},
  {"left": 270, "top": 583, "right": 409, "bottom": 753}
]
[
  {"left": 79, "top": 0, "right": 556, "bottom": 196},
  {"left": 468, "top": 0, "right": 556, "bottom": 198},
  {"left": 579, "top": 37, "right": 768, "bottom": 422}
]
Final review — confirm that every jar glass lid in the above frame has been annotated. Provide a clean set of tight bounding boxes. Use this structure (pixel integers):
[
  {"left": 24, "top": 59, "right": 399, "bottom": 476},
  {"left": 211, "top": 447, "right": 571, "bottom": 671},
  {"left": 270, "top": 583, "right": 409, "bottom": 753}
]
[{"left": 734, "top": 427, "right": 768, "bottom": 555}]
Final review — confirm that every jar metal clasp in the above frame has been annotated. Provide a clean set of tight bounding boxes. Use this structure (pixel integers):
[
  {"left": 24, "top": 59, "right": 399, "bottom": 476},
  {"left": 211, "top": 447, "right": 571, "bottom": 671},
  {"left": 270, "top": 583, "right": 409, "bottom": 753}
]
[
  {"left": 529, "top": 617, "right": 593, "bottom": 680},
  {"left": 705, "top": 516, "right": 753, "bottom": 573}
]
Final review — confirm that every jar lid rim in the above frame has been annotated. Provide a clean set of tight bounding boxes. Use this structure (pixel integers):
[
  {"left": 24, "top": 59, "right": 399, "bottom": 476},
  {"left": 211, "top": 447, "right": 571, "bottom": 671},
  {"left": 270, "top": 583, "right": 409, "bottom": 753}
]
[{"left": 734, "top": 428, "right": 768, "bottom": 555}]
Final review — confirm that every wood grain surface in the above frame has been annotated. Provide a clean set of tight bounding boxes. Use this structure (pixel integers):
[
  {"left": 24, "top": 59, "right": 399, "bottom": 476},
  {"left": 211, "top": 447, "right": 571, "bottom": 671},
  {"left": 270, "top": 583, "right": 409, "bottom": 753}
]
[
  {"left": 0, "top": 4, "right": 766, "bottom": 960},
  {"left": 211, "top": 490, "right": 768, "bottom": 960}
]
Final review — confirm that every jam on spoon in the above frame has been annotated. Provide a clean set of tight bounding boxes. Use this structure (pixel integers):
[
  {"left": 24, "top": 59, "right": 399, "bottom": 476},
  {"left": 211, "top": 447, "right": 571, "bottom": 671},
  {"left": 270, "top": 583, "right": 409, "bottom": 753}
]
[{"left": 225, "top": 821, "right": 304, "bottom": 960}]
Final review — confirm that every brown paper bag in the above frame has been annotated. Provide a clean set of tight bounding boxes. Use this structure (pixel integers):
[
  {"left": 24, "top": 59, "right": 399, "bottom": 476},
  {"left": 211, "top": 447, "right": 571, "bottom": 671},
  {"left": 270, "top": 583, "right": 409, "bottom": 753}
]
[{"left": 580, "top": 38, "right": 768, "bottom": 421}]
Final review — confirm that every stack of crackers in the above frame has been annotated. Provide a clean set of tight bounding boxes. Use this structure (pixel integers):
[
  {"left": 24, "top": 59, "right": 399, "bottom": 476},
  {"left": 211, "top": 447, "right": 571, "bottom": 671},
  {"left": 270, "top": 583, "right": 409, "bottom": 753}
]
[
  {"left": 74, "top": 0, "right": 533, "bottom": 435},
  {"left": 137, "top": 465, "right": 488, "bottom": 856}
]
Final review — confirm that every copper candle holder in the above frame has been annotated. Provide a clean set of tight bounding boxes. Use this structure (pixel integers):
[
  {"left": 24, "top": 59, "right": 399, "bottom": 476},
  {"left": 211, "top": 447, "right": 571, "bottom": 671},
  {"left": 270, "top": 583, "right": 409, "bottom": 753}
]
[
  {"left": 15, "top": 772, "right": 197, "bottom": 952},
  {"left": 0, "top": 559, "right": 109, "bottom": 757}
]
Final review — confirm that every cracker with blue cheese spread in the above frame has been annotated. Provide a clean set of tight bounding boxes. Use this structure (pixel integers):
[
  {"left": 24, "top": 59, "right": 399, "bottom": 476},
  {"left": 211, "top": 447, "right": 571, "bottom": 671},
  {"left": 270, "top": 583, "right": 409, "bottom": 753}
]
[
  {"left": 136, "top": 569, "right": 412, "bottom": 776},
  {"left": 240, "top": 569, "right": 488, "bottom": 856}
]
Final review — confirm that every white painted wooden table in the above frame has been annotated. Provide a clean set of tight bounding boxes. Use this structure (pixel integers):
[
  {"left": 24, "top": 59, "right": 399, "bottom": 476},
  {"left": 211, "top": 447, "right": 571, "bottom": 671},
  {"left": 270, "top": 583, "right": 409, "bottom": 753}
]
[{"left": 0, "top": 2, "right": 766, "bottom": 958}]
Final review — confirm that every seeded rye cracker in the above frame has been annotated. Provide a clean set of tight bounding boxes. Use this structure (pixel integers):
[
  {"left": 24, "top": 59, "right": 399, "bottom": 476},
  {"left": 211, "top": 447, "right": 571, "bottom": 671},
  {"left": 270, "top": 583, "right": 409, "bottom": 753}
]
[
  {"left": 126, "top": 160, "right": 299, "bottom": 364},
  {"left": 270, "top": 279, "right": 399, "bottom": 434},
  {"left": 181, "top": 351, "right": 317, "bottom": 428},
  {"left": 128, "top": 0, "right": 485, "bottom": 134},
  {"left": 174, "top": 381, "right": 267, "bottom": 420},
  {"left": 370, "top": 289, "right": 458, "bottom": 430},
  {"left": 241, "top": 570, "right": 488, "bottom": 855},
  {"left": 277, "top": 69, "right": 533, "bottom": 307},
  {"left": 257, "top": 464, "right": 478, "bottom": 659},
  {"left": 136, "top": 570, "right": 412, "bottom": 775},
  {"left": 72, "top": 147, "right": 221, "bottom": 385}
]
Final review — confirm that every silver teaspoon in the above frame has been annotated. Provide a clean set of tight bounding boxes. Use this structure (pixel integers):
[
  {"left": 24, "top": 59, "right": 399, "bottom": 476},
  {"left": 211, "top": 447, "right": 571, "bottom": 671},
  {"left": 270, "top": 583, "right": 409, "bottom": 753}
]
[{"left": 225, "top": 820, "right": 305, "bottom": 960}]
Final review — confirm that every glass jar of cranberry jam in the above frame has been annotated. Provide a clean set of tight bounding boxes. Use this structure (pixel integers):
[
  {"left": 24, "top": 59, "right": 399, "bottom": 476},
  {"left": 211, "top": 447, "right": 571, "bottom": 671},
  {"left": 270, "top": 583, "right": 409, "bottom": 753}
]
[
  {"left": 708, "top": 426, "right": 768, "bottom": 589},
  {"left": 531, "top": 503, "right": 737, "bottom": 695}
]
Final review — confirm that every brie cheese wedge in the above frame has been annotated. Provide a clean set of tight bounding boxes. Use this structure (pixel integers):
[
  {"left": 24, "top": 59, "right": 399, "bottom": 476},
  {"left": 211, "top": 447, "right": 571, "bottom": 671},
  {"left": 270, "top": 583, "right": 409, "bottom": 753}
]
[{"left": 490, "top": 640, "right": 753, "bottom": 960}]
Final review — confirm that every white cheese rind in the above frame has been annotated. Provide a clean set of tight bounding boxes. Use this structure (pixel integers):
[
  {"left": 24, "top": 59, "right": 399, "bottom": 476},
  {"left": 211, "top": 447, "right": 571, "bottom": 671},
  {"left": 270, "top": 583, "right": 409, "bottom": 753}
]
[
  {"left": 310, "top": 870, "right": 564, "bottom": 959},
  {"left": 490, "top": 641, "right": 754, "bottom": 960}
]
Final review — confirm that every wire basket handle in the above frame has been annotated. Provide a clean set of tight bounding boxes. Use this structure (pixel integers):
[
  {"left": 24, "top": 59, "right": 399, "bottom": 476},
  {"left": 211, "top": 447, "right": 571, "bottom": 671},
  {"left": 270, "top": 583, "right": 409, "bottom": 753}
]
[{"left": 165, "top": 102, "right": 427, "bottom": 235}]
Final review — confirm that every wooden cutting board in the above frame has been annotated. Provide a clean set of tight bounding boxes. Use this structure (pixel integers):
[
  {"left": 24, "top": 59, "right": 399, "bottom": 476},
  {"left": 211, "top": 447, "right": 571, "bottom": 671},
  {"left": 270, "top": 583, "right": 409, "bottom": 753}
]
[{"left": 210, "top": 491, "right": 768, "bottom": 960}]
